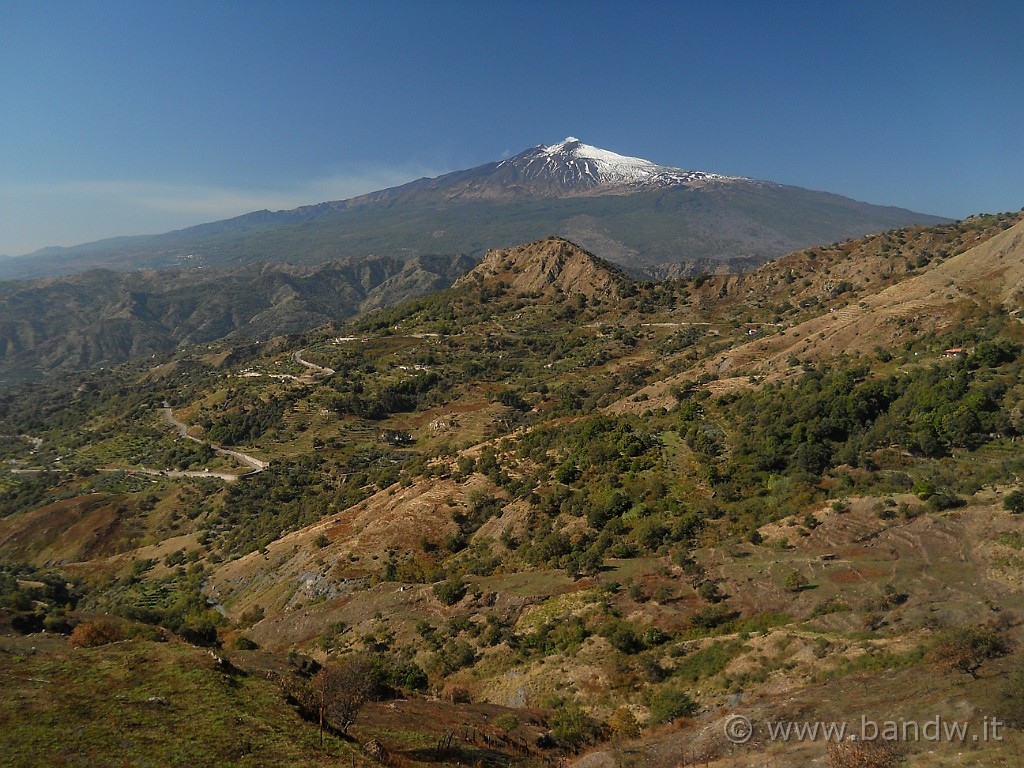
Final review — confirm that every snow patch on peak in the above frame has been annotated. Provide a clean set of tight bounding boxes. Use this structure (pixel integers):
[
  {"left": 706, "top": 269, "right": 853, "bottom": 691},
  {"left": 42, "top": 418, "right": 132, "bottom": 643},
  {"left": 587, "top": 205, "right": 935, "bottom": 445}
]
[
  {"left": 495, "top": 138, "right": 745, "bottom": 193},
  {"left": 545, "top": 139, "right": 655, "bottom": 167}
]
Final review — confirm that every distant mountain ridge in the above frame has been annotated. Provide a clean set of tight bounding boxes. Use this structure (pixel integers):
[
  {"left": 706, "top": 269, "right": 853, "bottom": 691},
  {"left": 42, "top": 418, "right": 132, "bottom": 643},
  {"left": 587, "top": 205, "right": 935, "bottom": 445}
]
[
  {"left": 0, "top": 138, "right": 948, "bottom": 280},
  {"left": 0, "top": 253, "right": 471, "bottom": 381}
]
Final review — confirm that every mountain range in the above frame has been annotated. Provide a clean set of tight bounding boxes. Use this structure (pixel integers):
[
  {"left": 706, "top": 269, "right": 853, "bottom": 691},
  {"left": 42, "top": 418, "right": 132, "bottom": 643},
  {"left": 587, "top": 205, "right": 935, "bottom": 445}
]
[
  {"left": 0, "top": 139, "right": 953, "bottom": 379},
  {"left": 0, "top": 253, "right": 471, "bottom": 381},
  {"left": 1, "top": 138, "right": 947, "bottom": 281}
]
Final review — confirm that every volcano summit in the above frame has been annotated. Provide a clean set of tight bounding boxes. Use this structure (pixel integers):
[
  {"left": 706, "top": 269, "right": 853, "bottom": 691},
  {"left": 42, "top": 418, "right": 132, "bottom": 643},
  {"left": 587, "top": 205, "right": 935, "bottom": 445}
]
[{"left": 1, "top": 138, "right": 947, "bottom": 281}]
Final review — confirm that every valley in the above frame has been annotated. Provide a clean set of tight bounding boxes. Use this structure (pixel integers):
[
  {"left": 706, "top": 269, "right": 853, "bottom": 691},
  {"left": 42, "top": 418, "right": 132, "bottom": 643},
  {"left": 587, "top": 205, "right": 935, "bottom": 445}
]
[{"left": 0, "top": 212, "right": 1023, "bottom": 767}]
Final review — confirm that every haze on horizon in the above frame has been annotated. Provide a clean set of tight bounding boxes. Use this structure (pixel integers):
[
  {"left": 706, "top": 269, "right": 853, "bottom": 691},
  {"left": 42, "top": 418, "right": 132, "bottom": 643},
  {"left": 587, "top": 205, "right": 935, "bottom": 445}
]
[{"left": 1, "top": 0, "right": 1021, "bottom": 258}]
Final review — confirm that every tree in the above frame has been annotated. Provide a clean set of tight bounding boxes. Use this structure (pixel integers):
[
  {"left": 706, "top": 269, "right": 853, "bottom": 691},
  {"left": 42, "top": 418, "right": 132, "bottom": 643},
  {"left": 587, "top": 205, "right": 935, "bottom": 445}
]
[
  {"left": 295, "top": 655, "right": 377, "bottom": 747},
  {"left": 554, "top": 461, "right": 581, "bottom": 484},
  {"left": 697, "top": 579, "right": 723, "bottom": 603},
  {"left": 432, "top": 576, "right": 467, "bottom": 606},
  {"left": 1004, "top": 489, "right": 1024, "bottom": 515},
  {"left": 784, "top": 571, "right": 810, "bottom": 593},
  {"left": 550, "top": 703, "right": 592, "bottom": 753},
  {"left": 690, "top": 604, "right": 732, "bottom": 630},
  {"left": 608, "top": 707, "right": 640, "bottom": 740},
  {"left": 648, "top": 687, "right": 698, "bottom": 724},
  {"left": 67, "top": 620, "right": 123, "bottom": 648},
  {"left": 494, "top": 712, "right": 520, "bottom": 736},
  {"left": 927, "top": 625, "right": 1009, "bottom": 679},
  {"left": 564, "top": 548, "right": 602, "bottom": 580},
  {"left": 603, "top": 620, "right": 643, "bottom": 654}
]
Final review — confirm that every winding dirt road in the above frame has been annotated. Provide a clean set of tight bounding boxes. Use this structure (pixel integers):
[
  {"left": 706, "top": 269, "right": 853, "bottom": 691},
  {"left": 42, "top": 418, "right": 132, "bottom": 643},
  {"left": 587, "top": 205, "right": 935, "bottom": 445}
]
[{"left": 100, "top": 466, "right": 244, "bottom": 483}]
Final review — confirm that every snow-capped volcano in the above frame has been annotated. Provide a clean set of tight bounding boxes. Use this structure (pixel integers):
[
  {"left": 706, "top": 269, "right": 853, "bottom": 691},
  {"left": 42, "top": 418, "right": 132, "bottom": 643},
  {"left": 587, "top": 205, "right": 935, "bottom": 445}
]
[
  {"left": 492, "top": 137, "right": 740, "bottom": 194},
  {"left": 325, "top": 136, "right": 748, "bottom": 203},
  {"left": 5, "top": 135, "right": 948, "bottom": 282}
]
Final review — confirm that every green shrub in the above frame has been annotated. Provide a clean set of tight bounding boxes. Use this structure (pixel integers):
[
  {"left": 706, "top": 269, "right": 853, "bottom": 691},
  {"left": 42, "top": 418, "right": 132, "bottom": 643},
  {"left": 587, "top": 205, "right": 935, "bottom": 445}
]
[
  {"left": 690, "top": 605, "right": 733, "bottom": 630},
  {"left": 432, "top": 577, "right": 467, "bottom": 606},
  {"left": 784, "top": 571, "right": 809, "bottom": 592},
  {"left": 549, "top": 703, "right": 594, "bottom": 752},
  {"left": 697, "top": 580, "right": 723, "bottom": 603},
  {"left": 494, "top": 712, "right": 520, "bottom": 734},
  {"left": 927, "top": 492, "right": 964, "bottom": 511},
  {"left": 1004, "top": 490, "right": 1024, "bottom": 515},
  {"left": 673, "top": 640, "right": 745, "bottom": 682},
  {"left": 648, "top": 687, "right": 697, "bottom": 724},
  {"left": 386, "top": 660, "right": 428, "bottom": 691}
]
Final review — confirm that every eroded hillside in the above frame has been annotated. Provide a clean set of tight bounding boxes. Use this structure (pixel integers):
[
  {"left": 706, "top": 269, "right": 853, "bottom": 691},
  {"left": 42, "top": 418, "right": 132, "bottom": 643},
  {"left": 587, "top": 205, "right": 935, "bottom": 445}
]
[{"left": 1, "top": 219, "right": 1023, "bottom": 766}]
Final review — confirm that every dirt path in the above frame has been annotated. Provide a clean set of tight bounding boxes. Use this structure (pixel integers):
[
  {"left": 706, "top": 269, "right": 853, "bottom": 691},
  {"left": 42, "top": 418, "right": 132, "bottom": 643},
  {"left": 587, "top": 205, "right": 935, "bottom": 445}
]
[{"left": 99, "top": 466, "right": 243, "bottom": 483}]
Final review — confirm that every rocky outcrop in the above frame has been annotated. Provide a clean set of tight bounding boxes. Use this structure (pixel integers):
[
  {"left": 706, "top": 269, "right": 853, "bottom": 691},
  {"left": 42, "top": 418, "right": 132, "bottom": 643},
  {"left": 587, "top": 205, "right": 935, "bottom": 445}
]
[{"left": 454, "top": 237, "right": 632, "bottom": 301}]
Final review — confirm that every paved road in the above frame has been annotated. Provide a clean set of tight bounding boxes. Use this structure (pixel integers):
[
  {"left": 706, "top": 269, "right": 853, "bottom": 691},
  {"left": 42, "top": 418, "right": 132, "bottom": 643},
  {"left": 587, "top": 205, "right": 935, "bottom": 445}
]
[
  {"left": 161, "top": 402, "right": 268, "bottom": 475},
  {"left": 294, "top": 349, "right": 335, "bottom": 376},
  {"left": 4, "top": 412, "right": 266, "bottom": 482}
]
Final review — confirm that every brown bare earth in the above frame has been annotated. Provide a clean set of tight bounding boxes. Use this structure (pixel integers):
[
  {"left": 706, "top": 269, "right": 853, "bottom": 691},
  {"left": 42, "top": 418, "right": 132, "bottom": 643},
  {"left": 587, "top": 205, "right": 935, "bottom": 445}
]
[
  {"left": 206, "top": 475, "right": 496, "bottom": 641},
  {"left": 608, "top": 216, "right": 1024, "bottom": 413},
  {"left": 3, "top": 217, "right": 1023, "bottom": 768},
  {"left": 455, "top": 237, "right": 629, "bottom": 300},
  {"left": 0, "top": 495, "right": 134, "bottom": 565}
]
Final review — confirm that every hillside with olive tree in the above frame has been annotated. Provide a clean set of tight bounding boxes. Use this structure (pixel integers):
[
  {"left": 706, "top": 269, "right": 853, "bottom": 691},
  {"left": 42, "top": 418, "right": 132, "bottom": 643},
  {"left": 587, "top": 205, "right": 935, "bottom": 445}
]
[{"left": 1, "top": 213, "right": 1023, "bottom": 767}]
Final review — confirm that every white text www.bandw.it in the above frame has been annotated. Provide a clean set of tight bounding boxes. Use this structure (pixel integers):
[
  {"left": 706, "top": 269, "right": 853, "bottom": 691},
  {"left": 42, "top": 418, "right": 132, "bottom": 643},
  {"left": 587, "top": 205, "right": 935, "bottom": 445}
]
[{"left": 762, "top": 716, "right": 1003, "bottom": 743}]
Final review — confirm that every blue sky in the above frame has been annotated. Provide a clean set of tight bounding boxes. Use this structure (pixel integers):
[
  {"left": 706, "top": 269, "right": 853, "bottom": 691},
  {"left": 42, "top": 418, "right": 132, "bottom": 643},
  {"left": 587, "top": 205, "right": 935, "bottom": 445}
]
[{"left": 1, "top": 0, "right": 1021, "bottom": 256}]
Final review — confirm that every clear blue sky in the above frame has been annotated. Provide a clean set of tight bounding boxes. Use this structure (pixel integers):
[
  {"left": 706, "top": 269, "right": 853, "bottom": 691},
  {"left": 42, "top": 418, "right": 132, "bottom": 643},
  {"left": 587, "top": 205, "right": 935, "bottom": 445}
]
[{"left": 1, "top": 0, "right": 1021, "bottom": 256}]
